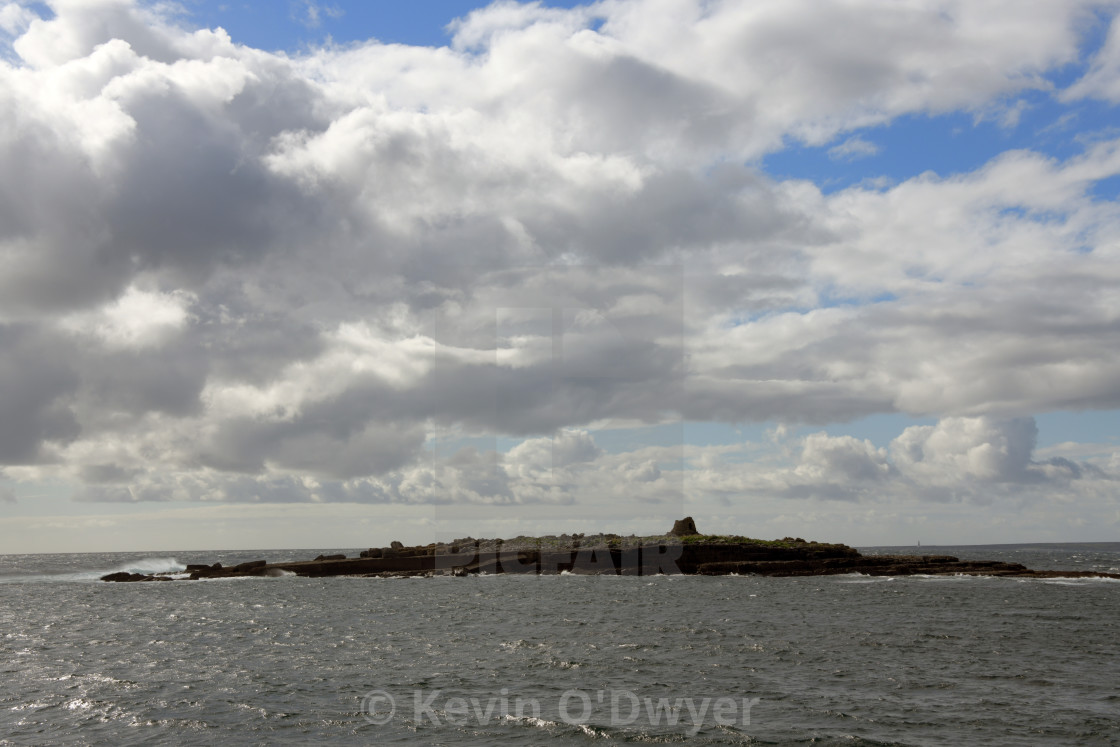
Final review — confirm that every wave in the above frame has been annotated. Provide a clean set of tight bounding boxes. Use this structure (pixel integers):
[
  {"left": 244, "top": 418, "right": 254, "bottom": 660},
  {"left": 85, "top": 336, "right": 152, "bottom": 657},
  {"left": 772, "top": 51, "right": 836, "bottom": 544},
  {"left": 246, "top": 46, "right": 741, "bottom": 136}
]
[
  {"left": 110, "top": 557, "right": 185, "bottom": 575},
  {"left": 1037, "top": 576, "right": 1120, "bottom": 585},
  {"left": 0, "top": 557, "right": 186, "bottom": 584},
  {"left": 901, "top": 573, "right": 1120, "bottom": 585}
]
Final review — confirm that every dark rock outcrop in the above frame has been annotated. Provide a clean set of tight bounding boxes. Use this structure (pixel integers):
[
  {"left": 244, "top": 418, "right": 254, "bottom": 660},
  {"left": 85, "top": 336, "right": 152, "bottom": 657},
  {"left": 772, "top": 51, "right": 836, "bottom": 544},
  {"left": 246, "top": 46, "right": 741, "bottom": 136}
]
[
  {"left": 669, "top": 517, "right": 699, "bottom": 536},
  {"left": 232, "top": 560, "right": 267, "bottom": 573},
  {"left": 100, "top": 571, "right": 170, "bottom": 582},
  {"left": 100, "top": 521, "right": 1120, "bottom": 582}
]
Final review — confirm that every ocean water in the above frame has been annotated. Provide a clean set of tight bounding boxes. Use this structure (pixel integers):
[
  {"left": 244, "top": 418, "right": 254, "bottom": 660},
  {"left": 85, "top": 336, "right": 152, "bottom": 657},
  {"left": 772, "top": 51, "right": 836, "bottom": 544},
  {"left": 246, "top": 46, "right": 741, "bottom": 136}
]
[{"left": 1, "top": 544, "right": 1118, "bottom": 746}]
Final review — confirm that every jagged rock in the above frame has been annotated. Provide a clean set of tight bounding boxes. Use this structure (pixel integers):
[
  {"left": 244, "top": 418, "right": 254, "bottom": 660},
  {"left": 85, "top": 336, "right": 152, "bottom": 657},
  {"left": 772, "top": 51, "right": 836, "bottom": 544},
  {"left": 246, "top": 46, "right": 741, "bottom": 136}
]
[
  {"left": 98, "top": 531, "right": 1120, "bottom": 582},
  {"left": 232, "top": 560, "right": 267, "bottom": 572},
  {"left": 669, "top": 517, "right": 699, "bottom": 536},
  {"left": 99, "top": 571, "right": 168, "bottom": 582},
  {"left": 390, "top": 541, "right": 404, "bottom": 550},
  {"left": 314, "top": 554, "right": 346, "bottom": 561}
]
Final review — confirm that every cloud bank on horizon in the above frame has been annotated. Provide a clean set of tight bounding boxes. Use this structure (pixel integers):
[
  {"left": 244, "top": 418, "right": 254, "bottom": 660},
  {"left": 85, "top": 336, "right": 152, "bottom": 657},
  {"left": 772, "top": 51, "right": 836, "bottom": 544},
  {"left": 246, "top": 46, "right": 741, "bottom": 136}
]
[{"left": 1, "top": 0, "right": 1119, "bottom": 545}]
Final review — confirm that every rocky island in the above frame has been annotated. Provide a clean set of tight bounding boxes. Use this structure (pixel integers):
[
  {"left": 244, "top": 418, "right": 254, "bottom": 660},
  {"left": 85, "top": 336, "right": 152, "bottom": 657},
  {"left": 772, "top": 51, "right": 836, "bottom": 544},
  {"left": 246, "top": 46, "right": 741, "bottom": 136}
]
[{"left": 101, "top": 517, "right": 1120, "bottom": 582}]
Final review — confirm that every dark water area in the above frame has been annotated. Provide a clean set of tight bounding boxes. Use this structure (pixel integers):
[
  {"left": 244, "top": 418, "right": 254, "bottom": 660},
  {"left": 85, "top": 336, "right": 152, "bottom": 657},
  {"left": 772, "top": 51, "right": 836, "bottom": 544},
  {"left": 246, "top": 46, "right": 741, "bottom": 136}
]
[{"left": 1, "top": 544, "right": 1118, "bottom": 745}]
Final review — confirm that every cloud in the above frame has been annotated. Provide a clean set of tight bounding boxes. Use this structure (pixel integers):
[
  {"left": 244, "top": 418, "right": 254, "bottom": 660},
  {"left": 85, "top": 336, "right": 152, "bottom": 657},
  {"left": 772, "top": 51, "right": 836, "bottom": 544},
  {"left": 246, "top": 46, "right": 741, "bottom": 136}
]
[
  {"left": 507, "top": 430, "right": 603, "bottom": 473},
  {"left": 0, "top": 0, "right": 1118, "bottom": 516},
  {"left": 60, "top": 286, "right": 194, "bottom": 349},
  {"left": 795, "top": 432, "right": 893, "bottom": 483},
  {"left": 0, "top": 325, "right": 81, "bottom": 465},
  {"left": 891, "top": 416, "right": 1040, "bottom": 484},
  {"left": 685, "top": 416, "right": 1116, "bottom": 507},
  {"left": 296, "top": 1, "right": 343, "bottom": 30},
  {"left": 10, "top": 0, "right": 228, "bottom": 68},
  {"left": 828, "top": 136, "right": 880, "bottom": 161},
  {"left": 1064, "top": 13, "right": 1120, "bottom": 103},
  {"left": 59, "top": 414, "right": 1117, "bottom": 521},
  {"left": 0, "top": 3, "right": 36, "bottom": 38}
]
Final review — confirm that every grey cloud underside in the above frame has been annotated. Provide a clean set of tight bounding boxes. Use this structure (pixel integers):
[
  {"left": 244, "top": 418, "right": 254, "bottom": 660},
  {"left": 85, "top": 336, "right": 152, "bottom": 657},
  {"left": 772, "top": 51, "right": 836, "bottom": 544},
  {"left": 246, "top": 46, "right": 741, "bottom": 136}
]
[
  {"left": 0, "top": 325, "right": 81, "bottom": 464},
  {"left": 1, "top": 0, "right": 1119, "bottom": 504}
]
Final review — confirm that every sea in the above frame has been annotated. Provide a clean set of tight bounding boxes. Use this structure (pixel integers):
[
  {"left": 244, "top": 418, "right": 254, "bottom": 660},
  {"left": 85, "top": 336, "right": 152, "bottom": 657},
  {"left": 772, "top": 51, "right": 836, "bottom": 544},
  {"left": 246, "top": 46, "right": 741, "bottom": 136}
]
[{"left": 1, "top": 543, "right": 1118, "bottom": 746}]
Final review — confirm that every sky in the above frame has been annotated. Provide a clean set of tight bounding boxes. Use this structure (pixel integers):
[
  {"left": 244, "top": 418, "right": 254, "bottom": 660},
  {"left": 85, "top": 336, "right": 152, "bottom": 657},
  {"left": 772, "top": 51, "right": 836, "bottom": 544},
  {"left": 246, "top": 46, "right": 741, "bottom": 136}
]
[{"left": 1, "top": 0, "right": 1120, "bottom": 553}]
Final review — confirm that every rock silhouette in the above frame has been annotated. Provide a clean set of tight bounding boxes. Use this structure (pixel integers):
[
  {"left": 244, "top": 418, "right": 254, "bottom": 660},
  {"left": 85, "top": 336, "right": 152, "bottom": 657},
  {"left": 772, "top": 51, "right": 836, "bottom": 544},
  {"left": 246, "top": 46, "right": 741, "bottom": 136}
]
[{"left": 102, "top": 520, "right": 1120, "bottom": 582}]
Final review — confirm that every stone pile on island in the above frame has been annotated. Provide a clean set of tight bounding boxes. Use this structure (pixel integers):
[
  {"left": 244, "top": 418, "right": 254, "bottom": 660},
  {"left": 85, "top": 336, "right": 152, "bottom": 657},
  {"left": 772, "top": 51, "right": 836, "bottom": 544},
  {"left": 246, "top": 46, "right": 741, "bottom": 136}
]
[{"left": 101, "top": 518, "right": 1120, "bottom": 582}]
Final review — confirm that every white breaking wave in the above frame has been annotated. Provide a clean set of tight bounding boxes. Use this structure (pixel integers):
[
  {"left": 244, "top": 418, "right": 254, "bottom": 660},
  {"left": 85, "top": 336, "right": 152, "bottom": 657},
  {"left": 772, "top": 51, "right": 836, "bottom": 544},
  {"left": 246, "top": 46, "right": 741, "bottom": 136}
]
[
  {"left": 0, "top": 557, "right": 188, "bottom": 584},
  {"left": 112, "top": 557, "right": 186, "bottom": 576}
]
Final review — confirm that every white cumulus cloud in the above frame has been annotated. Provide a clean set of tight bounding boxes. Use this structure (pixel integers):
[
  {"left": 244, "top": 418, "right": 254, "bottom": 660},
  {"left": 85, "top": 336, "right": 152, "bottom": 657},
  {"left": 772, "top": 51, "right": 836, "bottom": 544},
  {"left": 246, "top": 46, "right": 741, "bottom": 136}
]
[{"left": 0, "top": 0, "right": 1117, "bottom": 540}]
